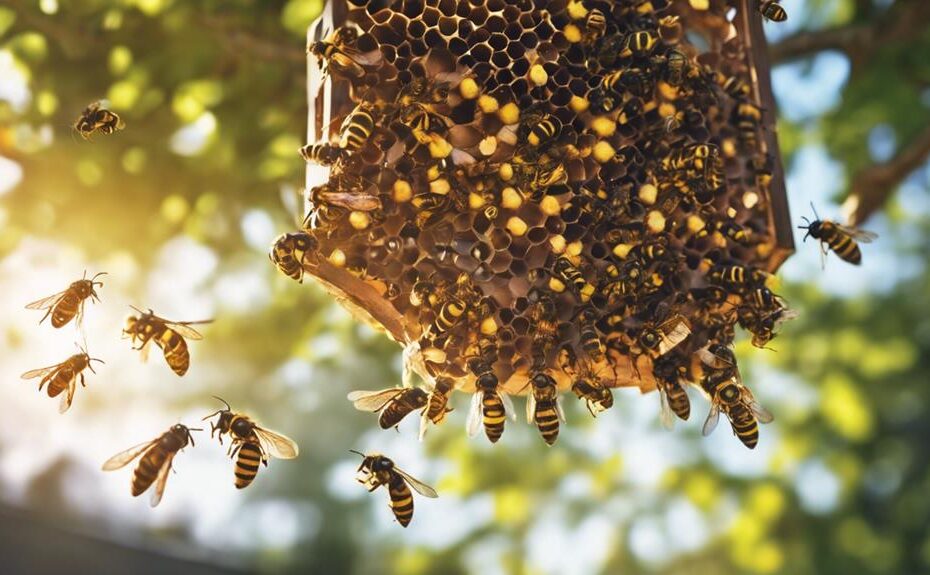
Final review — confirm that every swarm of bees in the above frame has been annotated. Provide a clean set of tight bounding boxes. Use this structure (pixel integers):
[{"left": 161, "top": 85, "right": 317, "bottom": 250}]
[{"left": 269, "top": 0, "right": 822, "bottom": 462}]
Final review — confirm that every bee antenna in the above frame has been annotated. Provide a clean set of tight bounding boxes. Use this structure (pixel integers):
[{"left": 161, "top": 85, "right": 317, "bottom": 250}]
[
  {"left": 211, "top": 395, "right": 232, "bottom": 411},
  {"left": 129, "top": 305, "right": 144, "bottom": 314},
  {"left": 91, "top": 271, "right": 108, "bottom": 283},
  {"left": 809, "top": 201, "right": 820, "bottom": 221},
  {"left": 348, "top": 449, "right": 366, "bottom": 458}
]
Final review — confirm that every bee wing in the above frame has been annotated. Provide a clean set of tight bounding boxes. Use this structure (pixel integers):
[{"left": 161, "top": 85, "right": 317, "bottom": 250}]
[
  {"left": 394, "top": 468, "right": 438, "bottom": 498},
  {"left": 139, "top": 339, "right": 152, "bottom": 362},
  {"left": 418, "top": 410, "right": 431, "bottom": 442},
  {"left": 501, "top": 392, "right": 516, "bottom": 422},
  {"left": 696, "top": 346, "right": 732, "bottom": 369},
  {"left": 659, "top": 387, "right": 675, "bottom": 430},
  {"left": 164, "top": 321, "right": 210, "bottom": 340},
  {"left": 58, "top": 378, "right": 77, "bottom": 414},
  {"left": 25, "top": 290, "right": 68, "bottom": 310},
  {"left": 149, "top": 451, "right": 177, "bottom": 507},
  {"left": 749, "top": 400, "right": 774, "bottom": 424},
  {"left": 702, "top": 403, "right": 720, "bottom": 436},
  {"left": 556, "top": 396, "right": 566, "bottom": 422},
  {"left": 21, "top": 364, "right": 62, "bottom": 380},
  {"left": 657, "top": 318, "right": 691, "bottom": 355},
  {"left": 466, "top": 391, "right": 483, "bottom": 437},
  {"left": 348, "top": 48, "right": 382, "bottom": 67},
  {"left": 317, "top": 191, "right": 382, "bottom": 211},
  {"left": 102, "top": 440, "right": 157, "bottom": 471},
  {"left": 525, "top": 393, "right": 536, "bottom": 424},
  {"left": 253, "top": 427, "right": 299, "bottom": 459},
  {"left": 347, "top": 388, "right": 405, "bottom": 412},
  {"left": 837, "top": 224, "right": 878, "bottom": 243}
]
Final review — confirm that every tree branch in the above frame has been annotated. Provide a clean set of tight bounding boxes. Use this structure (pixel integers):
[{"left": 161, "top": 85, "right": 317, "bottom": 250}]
[
  {"left": 769, "top": 0, "right": 930, "bottom": 68},
  {"left": 846, "top": 123, "right": 930, "bottom": 226}
]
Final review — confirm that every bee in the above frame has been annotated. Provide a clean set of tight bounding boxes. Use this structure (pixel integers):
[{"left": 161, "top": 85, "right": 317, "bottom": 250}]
[
  {"left": 418, "top": 376, "right": 456, "bottom": 440},
  {"left": 719, "top": 73, "right": 750, "bottom": 99},
  {"left": 526, "top": 372, "right": 564, "bottom": 445},
  {"left": 578, "top": 308, "right": 606, "bottom": 362},
  {"left": 21, "top": 346, "right": 104, "bottom": 413},
  {"left": 347, "top": 387, "right": 429, "bottom": 430},
  {"left": 102, "top": 424, "right": 199, "bottom": 507},
  {"left": 738, "top": 306, "right": 799, "bottom": 349},
  {"left": 308, "top": 180, "right": 382, "bottom": 213},
  {"left": 307, "top": 26, "right": 381, "bottom": 79},
  {"left": 735, "top": 103, "right": 762, "bottom": 150},
  {"left": 698, "top": 346, "right": 773, "bottom": 449},
  {"left": 528, "top": 294, "right": 560, "bottom": 370},
  {"left": 594, "top": 34, "right": 626, "bottom": 69},
  {"left": 74, "top": 101, "right": 124, "bottom": 140},
  {"left": 798, "top": 205, "right": 877, "bottom": 266},
  {"left": 270, "top": 231, "right": 319, "bottom": 282},
  {"left": 559, "top": 344, "right": 613, "bottom": 417},
  {"left": 26, "top": 271, "right": 106, "bottom": 328},
  {"left": 523, "top": 113, "right": 563, "bottom": 149},
  {"left": 709, "top": 264, "right": 769, "bottom": 294},
  {"left": 351, "top": 451, "right": 438, "bottom": 527},
  {"left": 601, "top": 259, "right": 644, "bottom": 305},
  {"left": 662, "top": 49, "right": 689, "bottom": 87},
  {"left": 299, "top": 142, "right": 344, "bottom": 166},
  {"left": 583, "top": 8, "right": 606, "bottom": 43},
  {"left": 621, "top": 30, "right": 658, "bottom": 58},
  {"left": 394, "top": 79, "right": 450, "bottom": 135},
  {"left": 602, "top": 67, "right": 653, "bottom": 99},
  {"left": 629, "top": 315, "right": 691, "bottom": 375},
  {"left": 512, "top": 160, "right": 568, "bottom": 199},
  {"left": 554, "top": 256, "right": 595, "bottom": 303},
  {"left": 123, "top": 307, "right": 212, "bottom": 376},
  {"left": 338, "top": 105, "right": 376, "bottom": 155},
  {"left": 651, "top": 354, "right": 691, "bottom": 429},
  {"left": 759, "top": 0, "right": 788, "bottom": 22},
  {"left": 466, "top": 341, "right": 514, "bottom": 444},
  {"left": 202, "top": 397, "right": 299, "bottom": 489}
]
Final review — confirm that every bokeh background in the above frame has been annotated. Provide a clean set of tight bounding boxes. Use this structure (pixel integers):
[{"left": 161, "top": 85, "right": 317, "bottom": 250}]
[{"left": 1, "top": 0, "right": 930, "bottom": 573}]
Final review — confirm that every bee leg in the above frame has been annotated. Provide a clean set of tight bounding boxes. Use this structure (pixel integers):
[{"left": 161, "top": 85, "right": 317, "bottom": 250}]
[{"left": 80, "top": 373, "right": 86, "bottom": 388}]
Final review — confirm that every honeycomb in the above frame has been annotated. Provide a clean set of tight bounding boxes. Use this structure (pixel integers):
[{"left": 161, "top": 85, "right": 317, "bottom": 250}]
[{"left": 273, "top": 0, "right": 795, "bottom": 445}]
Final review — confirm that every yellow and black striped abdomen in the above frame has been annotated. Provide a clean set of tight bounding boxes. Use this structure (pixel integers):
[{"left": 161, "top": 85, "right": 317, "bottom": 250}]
[
  {"left": 235, "top": 441, "right": 264, "bottom": 489},
  {"left": 132, "top": 446, "right": 167, "bottom": 496},
  {"left": 728, "top": 405, "right": 759, "bottom": 449},
  {"left": 388, "top": 474, "right": 415, "bottom": 527},
  {"left": 341, "top": 110, "right": 374, "bottom": 153},
  {"left": 534, "top": 399, "right": 561, "bottom": 445},
  {"left": 157, "top": 327, "right": 191, "bottom": 376},
  {"left": 823, "top": 225, "right": 862, "bottom": 265},
  {"left": 45, "top": 365, "right": 75, "bottom": 398},
  {"left": 482, "top": 393, "right": 506, "bottom": 443},
  {"left": 51, "top": 291, "right": 81, "bottom": 328}
]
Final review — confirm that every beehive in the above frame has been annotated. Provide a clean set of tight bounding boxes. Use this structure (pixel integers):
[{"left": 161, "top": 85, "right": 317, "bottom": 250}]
[{"left": 273, "top": 0, "right": 794, "bottom": 442}]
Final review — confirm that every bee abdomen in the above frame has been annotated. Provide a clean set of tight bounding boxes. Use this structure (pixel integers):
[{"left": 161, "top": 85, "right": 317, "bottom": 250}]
[
  {"left": 482, "top": 395, "right": 506, "bottom": 443},
  {"left": 159, "top": 329, "right": 191, "bottom": 376},
  {"left": 388, "top": 478, "right": 415, "bottom": 527},
  {"left": 132, "top": 448, "right": 165, "bottom": 496},
  {"left": 534, "top": 401, "right": 560, "bottom": 445},
  {"left": 51, "top": 292, "right": 80, "bottom": 328},
  {"left": 827, "top": 232, "right": 862, "bottom": 265},
  {"left": 235, "top": 441, "right": 264, "bottom": 489}
]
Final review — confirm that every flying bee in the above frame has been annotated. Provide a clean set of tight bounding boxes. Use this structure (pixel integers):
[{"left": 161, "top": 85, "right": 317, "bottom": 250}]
[
  {"left": 102, "top": 424, "right": 199, "bottom": 507},
  {"left": 299, "top": 142, "right": 344, "bottom": 166},
  {"left": 347, "top": 387, "right": 429, "bottom": 430},
  {"left": 307, "top": 26, "right": 381, "bottom": 79},
  {"left": 698, "top": 346, "right": 773, "bottom": 449},
  {"left": 759, "top": 0, "right": 788, "bottom": 22},
  {"left": 123, "top": 307, "right": 212, "bottom": 376},
  {"left": 526, "top": 372, "right": 564, "bottom": 445},
  {"left": 651, "top": 354, "right": 691, "bottom": 429},
  {"left": 338, "top": 105, "right": 376, "bottom": 154},
  {"left": 351, "top": 451, "right": 438, "bottom": 527},
  {"left": 74, "top": 101, "right": 124, "bottom": 140},
  {"left": 21, "top": 346, "right": 103, "bottom": 413},
  {"left": 583, "top": 8, "right": 606, "bottom": 43},
  {"left": 621, "top": 30, "right": 658, "bottom": 58},
  {"left": 202, "top": 397, "right": 299, "bottom": 489},
  {"left": 26, "top": 271, "right": 106, "bottom": 329},
  {"left": 554, "top": 256, "right": 595, "bottom": 303},
  {"left": 418, "top": 376, "right": 456, "bottom": 440},
  {"left": 559, "top": 344, "right": 613, "bottom": 417},
  {"left": 799, "top": 204, "right": 877, "bottom": 266},
  {"left": 270, "top": 231, "right": 319, "bottom": 282}
]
